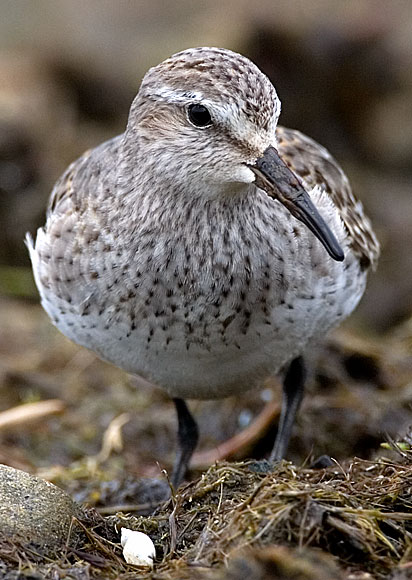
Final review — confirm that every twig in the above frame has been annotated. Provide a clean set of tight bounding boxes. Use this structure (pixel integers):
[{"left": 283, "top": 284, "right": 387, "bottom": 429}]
[
  {"left": 0, "top": 399, "right": 65, "bottom": 430},
  {"left": 191, "top": 400, "right": 280, "bottom": 467}
]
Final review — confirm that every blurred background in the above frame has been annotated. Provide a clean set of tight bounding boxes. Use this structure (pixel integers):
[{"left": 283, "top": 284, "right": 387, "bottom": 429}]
[{"left": 0, "top": 0, "right": 411, "bottom": 495}]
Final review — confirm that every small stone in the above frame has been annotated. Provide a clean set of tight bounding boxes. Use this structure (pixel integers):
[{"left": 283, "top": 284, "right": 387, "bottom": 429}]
[
  {"left": 0, "top": 464, "right": 81, "bottom": 555},
  {"left": 121, "top": 528, "right": 156, "bottom": 567}
]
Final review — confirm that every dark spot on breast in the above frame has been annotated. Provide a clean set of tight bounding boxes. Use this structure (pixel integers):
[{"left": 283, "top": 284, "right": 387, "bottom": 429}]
[
  {"left": 221, "top": 313, "right": 236, "bottom": 329},
  {"left": 213, "top": 297, "right": 222, "bottom": 308},
  {"left": 87, "top": 231, "right": 99, "bottom": 244}
]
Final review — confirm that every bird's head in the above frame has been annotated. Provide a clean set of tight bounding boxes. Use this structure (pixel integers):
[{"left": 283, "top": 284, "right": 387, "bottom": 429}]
[{"left": 125, "top": 47, "right": 343, "bottom": 261}]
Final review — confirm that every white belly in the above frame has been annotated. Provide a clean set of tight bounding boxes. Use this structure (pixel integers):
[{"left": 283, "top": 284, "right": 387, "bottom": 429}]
[{"left": 38, "top": 252, "right": 365, "bottom": 400}]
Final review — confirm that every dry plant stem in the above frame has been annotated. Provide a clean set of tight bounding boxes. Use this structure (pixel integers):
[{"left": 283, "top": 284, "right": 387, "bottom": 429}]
[
  {"left": 169, "top": 502, "right": 178, "bottom": 556},
  {"left": 70, "top": 517, "right": 126, "bottom": 567},
  {"left": 0, "top": 399, "right": 65, "bottom": 430},
  {"left": 97, "top": 503, "right": 161, "bottom": 515}
]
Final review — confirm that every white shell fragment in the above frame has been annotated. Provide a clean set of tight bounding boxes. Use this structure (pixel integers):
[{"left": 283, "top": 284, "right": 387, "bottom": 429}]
[{"left": 121, "top": 528, "right": 156, "bottom": 567}]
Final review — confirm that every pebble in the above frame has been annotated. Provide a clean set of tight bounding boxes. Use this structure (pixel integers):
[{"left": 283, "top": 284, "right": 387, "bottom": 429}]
[{"left": 0, "top": 463, "right": 81, "bottom": 555}]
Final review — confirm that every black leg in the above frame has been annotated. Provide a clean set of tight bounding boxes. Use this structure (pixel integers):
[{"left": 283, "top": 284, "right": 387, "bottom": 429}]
[
  {"left": 269, "top": 356, "right": 306, "bottom": 461},
  {"left": 171, "top": 398, "right": 199, "bottom": 488}
]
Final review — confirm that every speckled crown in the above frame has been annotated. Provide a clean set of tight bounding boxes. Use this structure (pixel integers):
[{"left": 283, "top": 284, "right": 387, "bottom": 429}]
[{"left": 139, "top": 47, "right": 280, "bottom": 132}]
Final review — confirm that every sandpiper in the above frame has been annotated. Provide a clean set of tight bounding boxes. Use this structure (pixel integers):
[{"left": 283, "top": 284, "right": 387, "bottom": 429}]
[{"left": 27, "top": 47, "right": 379, "bottom": 487}]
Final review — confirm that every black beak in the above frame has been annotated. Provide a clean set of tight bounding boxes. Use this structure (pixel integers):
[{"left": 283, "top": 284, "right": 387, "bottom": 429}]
[{"left": 249, "top": 146, "right": 344, "bottom": 262}]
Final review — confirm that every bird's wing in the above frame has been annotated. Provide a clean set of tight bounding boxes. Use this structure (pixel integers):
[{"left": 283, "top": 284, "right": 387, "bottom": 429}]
[{"left": 47, "top": 149, "right": 94, "bottom": 216}]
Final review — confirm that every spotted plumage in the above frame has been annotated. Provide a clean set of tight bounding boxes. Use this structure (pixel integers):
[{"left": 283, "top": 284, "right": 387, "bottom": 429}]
[{"left": 27, "top": 47, "right": 379, "bottom": 486}]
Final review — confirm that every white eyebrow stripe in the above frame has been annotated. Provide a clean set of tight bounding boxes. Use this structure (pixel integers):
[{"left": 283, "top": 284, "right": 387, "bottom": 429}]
[{"left": 152, "top": 86, "right": 205, "bottom": 103}]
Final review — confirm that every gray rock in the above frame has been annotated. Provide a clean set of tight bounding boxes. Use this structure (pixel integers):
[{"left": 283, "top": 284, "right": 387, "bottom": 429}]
[{"left": 0, "top": 463, "right": 81, "bottom": 555}]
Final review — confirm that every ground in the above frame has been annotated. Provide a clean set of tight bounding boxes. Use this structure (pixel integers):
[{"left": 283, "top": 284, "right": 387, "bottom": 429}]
[{"left": 0, "top": 297, "right": 412, "bottom": 578}]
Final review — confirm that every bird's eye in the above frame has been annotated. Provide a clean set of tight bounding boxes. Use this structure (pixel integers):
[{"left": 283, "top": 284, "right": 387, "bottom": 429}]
[{"left": 187, "top": 104, "right": 212, "bottom": 127}]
